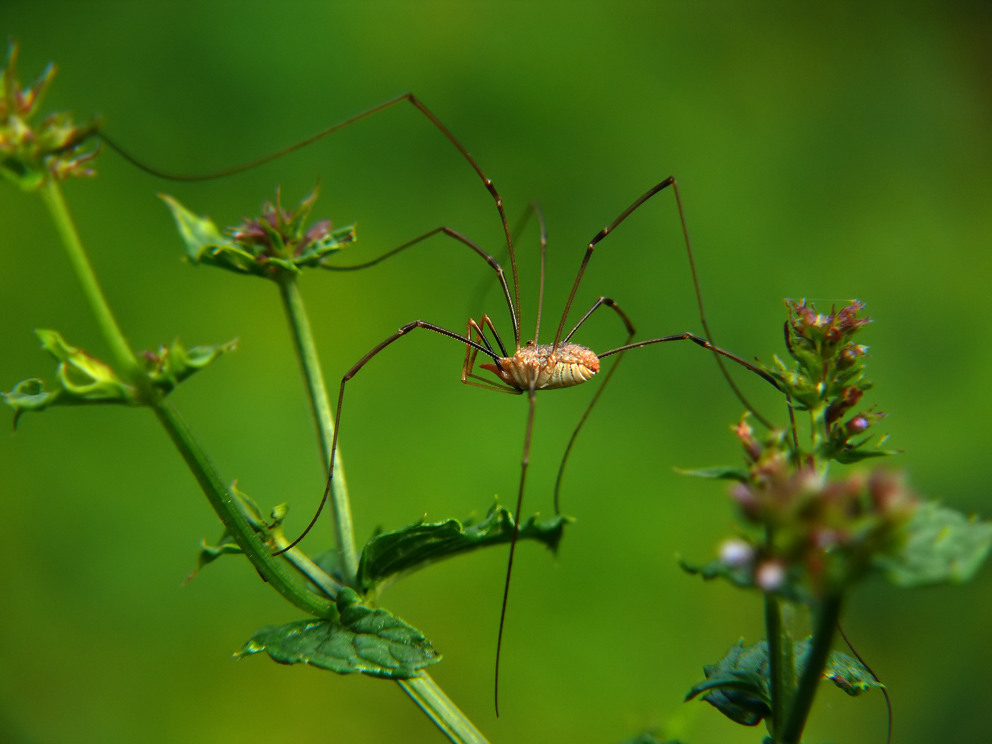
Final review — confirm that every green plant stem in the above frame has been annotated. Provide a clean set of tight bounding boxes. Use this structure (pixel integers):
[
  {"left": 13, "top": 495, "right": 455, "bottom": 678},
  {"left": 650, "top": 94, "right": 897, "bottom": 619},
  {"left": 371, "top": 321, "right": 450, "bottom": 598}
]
[
  {"left": 39, "top": 179, "right": 142, "bottom": 382},
  {"left": 40, "top": 177, "right": 331, "bottom": 617},
  {"left": 42, "top": 177, "right": 483, "bottom": 743},
  {"left": 780, "top": 593, "right": 843, "bottom": 744},
  {"left": 152, "top": 400, "right": 332, "bottom": 615},
  {"left": 276, "top": 275, "right": 358, "bottom": 584},
  {"left": 764, "top": 583, "right": 790, "bottom": 739},
  {"left": 400, "top": 674, "right": 491, "bottom": 744},
  {"left": 276, "top": 276, "right": 487, "bottom": 741}
]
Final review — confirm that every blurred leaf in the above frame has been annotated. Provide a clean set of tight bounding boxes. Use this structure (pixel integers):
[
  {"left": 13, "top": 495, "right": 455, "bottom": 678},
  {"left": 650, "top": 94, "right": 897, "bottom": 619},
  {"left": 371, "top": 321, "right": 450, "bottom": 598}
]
[
  {"left": 3, "top": 329, "right": 134, "bottom": 425},
  {"left": 680, "top": 556, "right": 756, "bottom": 589},
  {"left": 237, "top": 587, "right": 440, "bottom": 679},
  {"left": 685, "top": 639, "right": 880, "bottom": 726},
  {"left": 874, "top": 501, "right": 992, "bottom": 586},
  {"left": 141, "top": 338, "right": 237, "bottom": 395},
  {"left": 160, "top": 194, "right": 249, "bottom": 270},
  {"left": 357, "top": 503, "right": 569, "bottom": 591},
  {"left": 676, "top": 465, "right": 750, "bottom": 482}
]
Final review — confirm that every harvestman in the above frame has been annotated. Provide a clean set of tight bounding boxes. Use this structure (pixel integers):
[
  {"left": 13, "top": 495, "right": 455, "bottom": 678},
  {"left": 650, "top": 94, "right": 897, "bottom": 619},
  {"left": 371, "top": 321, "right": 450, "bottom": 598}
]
[{"left": 103, "top": 95, "right": 781, "bottom": 713}]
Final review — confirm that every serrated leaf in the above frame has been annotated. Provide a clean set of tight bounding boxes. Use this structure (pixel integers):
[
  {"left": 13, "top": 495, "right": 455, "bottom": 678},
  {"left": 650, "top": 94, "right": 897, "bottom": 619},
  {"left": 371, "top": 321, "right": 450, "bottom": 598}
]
[
  {"left": 357, "top": 503, "right": 569, "bottom": 591},
  {"left": 237, "top": 587, "right": 440, "bottom": 678},
  {"left": 685, "top": 639, "right": 881, "bottom": 726},
  {"left": 874, "top": 501, "right": 992, "bottom": 586}
]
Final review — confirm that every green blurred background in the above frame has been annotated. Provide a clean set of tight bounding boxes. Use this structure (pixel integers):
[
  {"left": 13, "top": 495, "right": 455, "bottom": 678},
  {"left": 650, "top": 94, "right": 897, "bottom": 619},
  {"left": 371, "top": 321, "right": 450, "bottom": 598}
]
[{"left": 2, "top": 3, "right": 990, "bottom": 743}]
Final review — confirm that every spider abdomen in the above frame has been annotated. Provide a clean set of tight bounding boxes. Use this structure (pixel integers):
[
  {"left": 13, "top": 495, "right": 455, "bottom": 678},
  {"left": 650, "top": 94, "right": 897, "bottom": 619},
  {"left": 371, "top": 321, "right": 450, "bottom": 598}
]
[{"left": 481, "top": 342, "right": 600, "bottom": 390}]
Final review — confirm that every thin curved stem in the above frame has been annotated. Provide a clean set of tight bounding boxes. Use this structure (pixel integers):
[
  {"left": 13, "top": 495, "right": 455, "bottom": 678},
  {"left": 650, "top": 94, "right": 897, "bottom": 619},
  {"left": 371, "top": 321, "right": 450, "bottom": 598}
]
[
  {"left": 40, "top": 179, "right": 143, "bottom": 384},
  {"left": 40, "top": 178, "right": 331, "bottom": 616},
  {"left": 277, "top": 275, "right": 358, "bottom": 584}
]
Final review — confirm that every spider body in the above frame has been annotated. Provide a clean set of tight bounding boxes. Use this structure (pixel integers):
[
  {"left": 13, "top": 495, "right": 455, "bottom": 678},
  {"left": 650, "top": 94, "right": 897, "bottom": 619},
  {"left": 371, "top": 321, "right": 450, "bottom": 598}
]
[{"left": 481, "top": 342, "right": 600, "bottom": 391}]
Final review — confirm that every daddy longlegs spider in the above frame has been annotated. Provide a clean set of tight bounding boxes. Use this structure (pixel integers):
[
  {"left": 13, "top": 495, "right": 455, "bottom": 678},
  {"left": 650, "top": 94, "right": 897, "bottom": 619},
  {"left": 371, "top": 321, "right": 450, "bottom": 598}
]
[{"left": 102, "top": 95, "right": 782, "bottom": 715}]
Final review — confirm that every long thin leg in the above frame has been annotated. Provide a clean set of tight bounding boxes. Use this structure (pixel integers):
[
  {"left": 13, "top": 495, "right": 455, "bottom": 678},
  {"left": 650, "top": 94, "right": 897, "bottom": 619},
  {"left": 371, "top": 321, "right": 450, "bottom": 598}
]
[
  {"left": 275, "top": 320, "right": 502, "bottom": 555},
  {"left": 532, "top": 202, "right": 548, "bottom": 344},
  {"left": 667, "top": 184, "right": 772, "bottom": 428},
  {"left": 554, "top": 296, "right": 638, "bottom": 514},
  {"left": 550, "top": 177, "right": 773, "bottom": 425},
  {"left": 467, "top": 202, "right": 538, "bottom": 318},
  {"left": 552, "top": 177, "right": 676, "bottom": 348},
  {"left": 462, "top": 316, "right": 518, "bottom": 393},
  {"left": 599, "top": 332, "right": 781, "bottom": 392},
  {"left": 494, "top": 377, "right": 538, "bottom": 717},
  {"left": 100, "top": 93, "right": 524, "bottom": 346},
  {"left": 326, "top": 225, "right": 518, "bottom": 342}
]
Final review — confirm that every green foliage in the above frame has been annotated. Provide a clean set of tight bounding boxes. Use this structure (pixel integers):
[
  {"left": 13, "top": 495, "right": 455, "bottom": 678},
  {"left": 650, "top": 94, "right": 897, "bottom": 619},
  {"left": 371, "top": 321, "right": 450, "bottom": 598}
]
[
  {"left": 3, "top": 329, "right": 236, "bottom": 426},
  {"left": 684, "top": 639, "right": 882, "bottom": 727},
  {"left": 357, "top": 503, "right": 569, "bottom": 592},
  {"left": 238, "top": 587, "right": 441, "bottom": 679},
  {"left": 3, "top": 329, "right": 134, "bottom": 425},
  {"left": 6, "top": 42, "right": 991, "bottom": 744},
  {"left": 874, "top": 501, "right": 992, "bottom": 586}
]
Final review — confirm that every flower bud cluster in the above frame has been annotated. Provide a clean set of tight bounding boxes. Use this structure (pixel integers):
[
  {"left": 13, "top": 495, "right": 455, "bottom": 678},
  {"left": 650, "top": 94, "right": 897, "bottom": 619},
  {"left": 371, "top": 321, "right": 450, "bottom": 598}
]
[
  {"left": 723, "top": 419, "right": 917, "bottom": 598},
  {"left": 163, "top": 187, "right": 356, "bottom": 279},
  {"left": 1, "top": 44, "right": 99, "bottom": 189},
  {"left": 767, "top": 300, "right": 888, "bottom": 464}
]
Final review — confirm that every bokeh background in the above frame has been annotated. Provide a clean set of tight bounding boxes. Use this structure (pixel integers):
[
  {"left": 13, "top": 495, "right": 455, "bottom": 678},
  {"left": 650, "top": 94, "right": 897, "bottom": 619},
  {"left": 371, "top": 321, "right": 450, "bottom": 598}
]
[{"left": 2, "top": 3, "right": 990, "bottom": 743}]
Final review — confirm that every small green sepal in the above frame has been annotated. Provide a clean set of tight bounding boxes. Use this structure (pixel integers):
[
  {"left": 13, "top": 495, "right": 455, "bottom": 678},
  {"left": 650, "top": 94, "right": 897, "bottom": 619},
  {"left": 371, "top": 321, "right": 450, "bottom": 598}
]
[
  {"left": 161, "top": 187, "right": 356, "bottom": 280},
  {"left": 357, "top": 503, "right": 570, "bottom": 592},
  {"left": 236, "top": 587, "right": 440, "bottom": 678}
]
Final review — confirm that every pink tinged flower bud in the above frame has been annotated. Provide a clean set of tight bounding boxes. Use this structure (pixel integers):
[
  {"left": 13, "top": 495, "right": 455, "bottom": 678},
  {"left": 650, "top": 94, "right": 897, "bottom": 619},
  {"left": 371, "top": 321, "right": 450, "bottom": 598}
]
[
  {"left": 756, "top": 560, "right": 787, "bottom": 592},
  {"left": 731, "top": 483, "right": 761, "bottom": 520},
  {"left": 846, "top": 415, "right": 870, "bottom": 435}
]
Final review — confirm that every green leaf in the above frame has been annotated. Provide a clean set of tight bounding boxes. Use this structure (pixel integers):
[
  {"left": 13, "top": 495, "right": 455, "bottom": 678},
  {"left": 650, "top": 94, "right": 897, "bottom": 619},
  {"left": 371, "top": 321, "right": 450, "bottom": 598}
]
[
  {"left": 3, "top": 329, "right": 135, "bottom": 425},
  {"left": 680, "top": 556, "right": 758, "bottom": 590},
  {"left": 685, "top": 639, "right": 881, "bottom": 726},
  {"left": 237, "top": 587, "right": 440, "bottom": 679},
  {"left": 160, "top": 194, "right": 231, "bottom": 260},
  {"left": 676, "top": 465, "right": 751, "bottom": 482},
  {"left": 357, "top": 503, "right": 569, "bottom": 591},
  {"left": 874, "top": 501, "right": 992, "bottom": 586}
]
